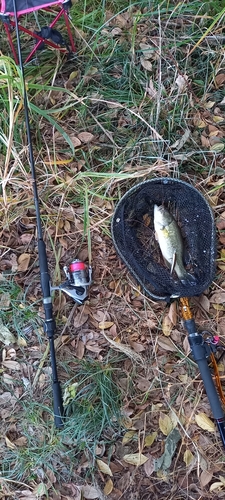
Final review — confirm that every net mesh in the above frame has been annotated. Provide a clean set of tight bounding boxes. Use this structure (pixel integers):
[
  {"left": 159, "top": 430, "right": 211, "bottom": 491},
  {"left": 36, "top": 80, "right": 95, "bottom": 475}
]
[{"left": 111, "top": 178, "right": 216, "bottom": 301}]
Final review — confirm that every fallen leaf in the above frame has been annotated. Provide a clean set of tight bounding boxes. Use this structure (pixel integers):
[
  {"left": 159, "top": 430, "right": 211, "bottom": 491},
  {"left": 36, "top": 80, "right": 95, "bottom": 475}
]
[
  {"left": 123, "top": 453, "right": 148, "bottom": 466},
  {"left": 5, "top": 436, "right": 16, "bottom": 449},
  {"left": 210, "top": 292, "right": 225, "bottom": 304},
  {"left": 157, "top": 336, "right": 177, "bottom": 352},
  {"left": 0, "top": 292, "right": 10, "bottom": 310},
  {"left": 17, "top": 253, "right": 31, "bottom": 272},
  {"left": 14, "top": 436, "right": 28, "bottom": 447},
  {"left": 82, "top": 485, "right": 99, "bottom": 499},
  {"left": 210, "top": 143, "right": 224, "bottom": 152},
  {"left": 0, "top": 392, "right": 12, "bottom": 404},
  {"left": 154, "top": 428, "right": 181, "bottom": 471},
  {"left": 162, "top": 314, "right": 173, "bottom": 336},
  {"left": 175, "top": 74, "right": 188, "bottom": 92},
  {"left": 144, "top": 454, "right": 155, "bottom": 477},
  {"left": 103, "top": 479, "right": 113, "bottom": 495},
  {"left": 140, "top": 56, "right": 152, "bottom": 71},
  {"left": 144, "top": 432, "right": 157, "bottom": 447},
  {"left": 195, "top": 413, "right": 215, "bottom": 432},
  {"left": 140, "top": 43, "right": 153, "bottom": 59},
  {"left": 75, "top": 340, "right": 85, "bottom": 359},
  {"left": 77, "top": 132, "right": 94, "bottom": 143},
  {"left": 183, "top": 336, "right": 191, "bottom": 356},
  {"left": 70, "top": 135, "right": 82, "bottom": 147},
  {"left": 96, "top": 459, "right": 113, "bottom": 477},
  {"left": 129, "top": 341, "right": 146, "bottom": 353},
  {"left": 159, "top": 412, "right": 173, "bottom": 436},
  {"left": 0, "top": 319, "right": 16, "bottom": 345},
  {"left": 99, "top": 321, "right": 114, "bottom": 330},
  {"left": 17, "top": 336, "right": 27, "bottom": 347},
  {"left": 122, "top": 430, "right": 136, "bottom": 445},
  {"left": 200, "top": 470, "right": 213, "bottom": 487},
  {"left": 2, "top": 360, "right": 20, "bottom": 370},
  {"left": 215, "top": 73, "right": 225, "bottom": 87},
  {"left": 74, "top": 310, "right": 88, "bottom": 328},
  {"left": 210, "top": 482, "right": 225, "bottom": 492},
  {"left": 183, "top": 449, "right": 194, "bottom": 466},
  {"left": 33, "top": 483, "right": 48, "bottom": 497}
]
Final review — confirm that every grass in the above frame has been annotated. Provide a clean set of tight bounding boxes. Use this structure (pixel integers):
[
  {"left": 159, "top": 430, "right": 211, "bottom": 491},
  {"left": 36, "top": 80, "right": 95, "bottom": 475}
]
[{"left": 0, "top": 0, "right": 225, "bottom": 497}]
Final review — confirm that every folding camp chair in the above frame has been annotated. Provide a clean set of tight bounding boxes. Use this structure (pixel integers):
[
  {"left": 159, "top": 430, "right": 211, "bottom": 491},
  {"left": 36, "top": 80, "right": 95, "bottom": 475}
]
[{"left": 0, "top": 0, "right": 75, "bottom": 64}]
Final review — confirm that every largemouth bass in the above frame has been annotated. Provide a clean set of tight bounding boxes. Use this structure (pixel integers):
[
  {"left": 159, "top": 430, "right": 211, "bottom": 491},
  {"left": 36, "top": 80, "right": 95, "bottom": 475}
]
[{"left": 154, "top": 205, "right": 194, "bottom": 283}]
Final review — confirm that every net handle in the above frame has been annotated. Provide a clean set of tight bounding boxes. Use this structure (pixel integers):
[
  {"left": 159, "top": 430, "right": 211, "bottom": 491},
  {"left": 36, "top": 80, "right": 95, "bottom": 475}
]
[{"left": 181, "top": 298, "right": 225, "bottom": 448}]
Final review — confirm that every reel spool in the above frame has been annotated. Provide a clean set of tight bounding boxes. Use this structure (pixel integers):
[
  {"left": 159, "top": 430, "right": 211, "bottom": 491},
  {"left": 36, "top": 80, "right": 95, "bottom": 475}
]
[{"left": 52, "top": 259, "right": 92, "bottom": 304}]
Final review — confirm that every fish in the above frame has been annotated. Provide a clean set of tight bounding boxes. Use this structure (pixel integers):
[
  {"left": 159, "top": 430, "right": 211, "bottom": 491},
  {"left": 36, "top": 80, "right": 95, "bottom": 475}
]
[{"left": 153, "top": 204, "right": 195, "bottom": 284}]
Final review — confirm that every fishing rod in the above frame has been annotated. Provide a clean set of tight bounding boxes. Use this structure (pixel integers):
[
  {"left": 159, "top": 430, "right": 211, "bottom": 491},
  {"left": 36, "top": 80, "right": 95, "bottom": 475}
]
[{"left": 12, "top": 0, "right": 91, "bottom": 427}]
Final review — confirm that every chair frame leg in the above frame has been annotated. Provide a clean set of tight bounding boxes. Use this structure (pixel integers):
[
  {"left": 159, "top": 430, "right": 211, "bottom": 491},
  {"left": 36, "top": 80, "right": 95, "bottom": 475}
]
[{"left": 2, "top": 7, "right": 76, "bottom": 64}]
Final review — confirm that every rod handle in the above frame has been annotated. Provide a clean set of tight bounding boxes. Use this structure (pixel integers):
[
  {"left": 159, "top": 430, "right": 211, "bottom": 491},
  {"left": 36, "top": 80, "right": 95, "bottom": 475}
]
[
  {"left": 216, "top": 419, "right": 225, "bottom": 448},
  {"left": 53, "top": 381, "right": 64, "bottom": 428},
  {"left": 197, "top": 358, "right": 224, "bottom": 420}
]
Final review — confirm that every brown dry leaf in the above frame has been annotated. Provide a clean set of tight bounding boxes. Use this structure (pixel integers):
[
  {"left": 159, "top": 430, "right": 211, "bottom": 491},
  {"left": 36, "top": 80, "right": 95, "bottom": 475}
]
[
  {"left": 99, "top": 321, "right": 114, "bottom": 330},
  {"left": 77, "top": 132, "right": 94, "bottom": 143},
  {"left": 74, "top": 310, "right": 88, "bottom": 328},
  {"left": 103, "top": 479, "right": 113, "bottom": 496},
  {"left": 20, "top": 233, "right": 33, "bottom": 245},
  {"left": 159, "top": 412, "right": 173, "bottom": 436},
  {"left": 144, "top": 432, "right": 157, "bottom": 447},
  {"left": 183, "top": 336, "right": 191, "bottom": 356},
  {"left": 157, "top": 336, "right": 177, "bottom": 352},
  {"left": 200, "top": 470, "right": 213, "bottom": 487},
  {"left": 183, "top": 449, "right": 194, "bottom": 466},
  {"left": 140, "top": 56, "right": 152, "bottom": 71},
  {"left": 70, "top": 135, "right": 82, "bottom": 147},
  {"left": 129, "top": 341, "right": 145, "bottom": 353},
  {"left": 14, "top": 436, "right": 27, "bottom": 447},
  {"left": 168, "top": 301, "right": 177, "bottom": 326},
  {"left": 82, "top": 485, "right": 99, "bottom": 499},
  {"left": 123, "top": 453, "right": 148, "bottom": 466},
  {"left": 144, "top": 454, "right": 155, "bottom": 477},
  {"left": 75, "top": 340, "right": 85, "bottom": 359},
  {"left": 210, "top": 292, "right": 225, "bottom": 304},
  {"left": 162, "top": 314, "right": 173, "bottom": 336},
  {"left": 96, "top": 459, "right": 113, "bottom": 477},
  {"left": 201, "top": 135, "right": 210, "bottom": 147},
  {"left": 17, "top": 253, "right": 31, "bottom": 272},
  {"left": 2, "top": 360, "right": 20, "bottom": 370},
  {"left": 195, "top": 413, "right": 215, "bottom": 432},
  {"left": 0, "top": 391, "right": 13, "bottom": 404},
  {"left": 136, "top": 377, "right": 150, "bottom": 392},
  {"left": 215, "top": 73, "right": 225, "bottom": 87},
  {"left": 122, "top": 430, "right": 136, "bottom": 445},
  {"left": 140, "top": 43, "right": 153, "bottom": 59}
]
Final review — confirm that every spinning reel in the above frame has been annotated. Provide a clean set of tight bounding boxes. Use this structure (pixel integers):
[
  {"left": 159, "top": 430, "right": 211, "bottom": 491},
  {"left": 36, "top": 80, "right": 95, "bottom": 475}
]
[{"left": 52, "top": 260, "right": 92, "bottom": 304}]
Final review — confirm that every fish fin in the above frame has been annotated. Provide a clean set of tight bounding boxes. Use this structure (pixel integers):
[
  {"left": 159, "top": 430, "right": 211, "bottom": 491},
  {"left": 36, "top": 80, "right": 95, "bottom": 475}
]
[{"left": 170, "top": 252, "right": 176, "bottom": 275}]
